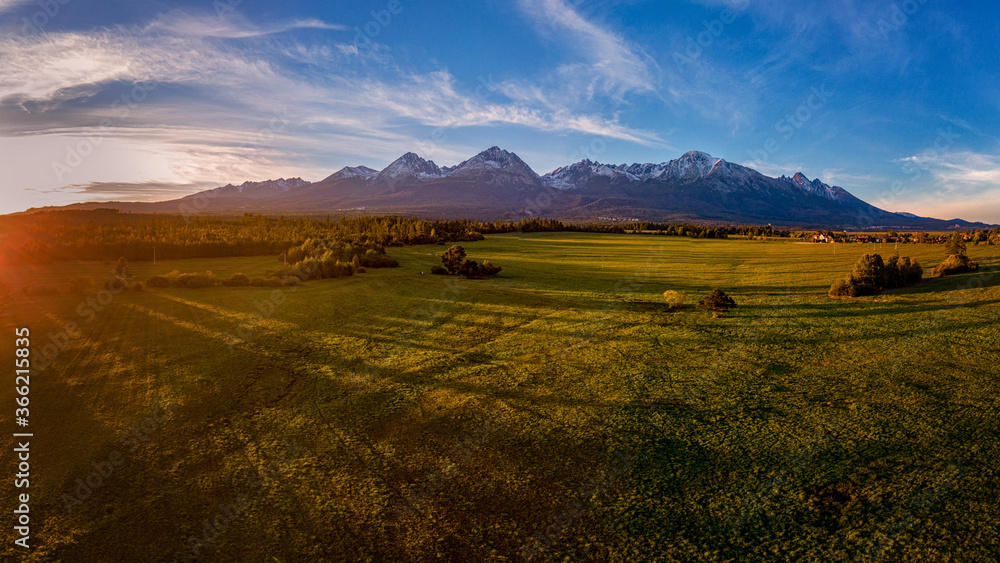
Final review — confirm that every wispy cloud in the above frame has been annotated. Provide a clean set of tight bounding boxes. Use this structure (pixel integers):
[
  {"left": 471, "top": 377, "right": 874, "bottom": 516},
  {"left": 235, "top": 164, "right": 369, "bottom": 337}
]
[
  {"left": 898, "top": 151, "right": 1000, "bottom": 190},
  {"left": 891, "top": 151, "right": 1000, "bottom": 222},
  {"left": 517, "top": 0, "right": 657, "bottom": 100},
  {"left": 0, "top": 0, "right": 31, "bottom": 13},
  {"left": 0, "top": 10, "right": 667, "bottom": 207},
  {"left": 144, "top": 11, "right": 347, "bottom": 39}
]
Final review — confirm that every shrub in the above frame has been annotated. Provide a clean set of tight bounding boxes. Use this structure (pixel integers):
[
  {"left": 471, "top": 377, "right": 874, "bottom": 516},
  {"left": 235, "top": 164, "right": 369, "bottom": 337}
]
[
  {"left": 945, "top": 232, "right": 967, "bottom": 257},
  {"left": 177, "top": 272, "right": 220, "bottom": 288},
  {"left": 931, "top": 254, "right": 979, "bottom": 277},
  {"left": 146, "top": 275, "right": 170, "bottom": 288},
  {"left": 430, "top": 265, "right": 448, "bottom": 275},
  {"left": 697, "top": 289, "right": 736, "bottom": 313},
  {"left": 267, "top": 265, "right": 294, "bottom": 279},
  {"left": 458, "top": 259, "right": 482, "bottom": 279},
  {"left": 222, "top": 273, "right": 251, "bottom": 287},
  {"left": 830, "top": 253, "right": 923, "bottom": 297},
  {"left": 442, "top": 245, "right": 467, "bottom": 274},
  {"left": 283, "top": 276, "right": 301, "bottom": 287},
  {"left": 293, "top": 257, "right": 322, "bottom": 281},
  {"left": 850, "top": 254, "right": 886, "bottom": 293},
  {"left": 663, "top": 290, "right": 687, "bottom": 309},
  {"left": 480, "top": 260, "right": 502, "bottom": 276},
  {"left": 113, "top": 257, "right": 130, "bottom": 279},
  {"left": 364, "top": 250, "right": 399, "bottom": 268},
  {"left": 828, "top": 278, "right": 858, "bottom": 298},
  {"left": 250, "top": 277, "right": 285, "bottom": 287}
]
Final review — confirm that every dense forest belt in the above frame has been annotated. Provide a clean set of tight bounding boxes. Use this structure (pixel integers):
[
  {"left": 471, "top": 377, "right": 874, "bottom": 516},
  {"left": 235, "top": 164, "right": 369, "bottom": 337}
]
[
  {"left": 0, "top": 209, "right": 785, "bottom": 265},
  {"left": 5, "top": 208, "right": 994, "bottom": 266}
]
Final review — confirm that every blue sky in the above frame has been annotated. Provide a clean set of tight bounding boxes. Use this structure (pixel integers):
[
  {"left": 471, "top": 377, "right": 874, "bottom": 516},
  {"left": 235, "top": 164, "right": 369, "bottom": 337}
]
[{"left": 1, "top": 0, "right": 998, "bottom": 221}]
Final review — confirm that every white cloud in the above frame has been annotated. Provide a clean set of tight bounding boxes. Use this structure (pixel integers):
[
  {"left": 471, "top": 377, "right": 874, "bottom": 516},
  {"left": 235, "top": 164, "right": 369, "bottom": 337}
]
[
  {"left": 143, "top": 11, "right": 347, "bottom": 39},
  {"left": 886, "top": 151, "right": 1000, "bottom": 222},
  {"left": 0, "top": 0, "right": 30, "bottom": 13},
  {"left": 0, "top": 9, "right": 669, "bottom": 211},
  {"left": 517, "top": 0, "right": 657, "bottom": 100},
  {"left": 898, "top": 151, "right": 1000, "bottom": 190}
]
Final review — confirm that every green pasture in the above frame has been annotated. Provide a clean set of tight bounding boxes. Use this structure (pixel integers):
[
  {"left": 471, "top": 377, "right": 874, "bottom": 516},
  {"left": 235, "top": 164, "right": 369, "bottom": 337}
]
[{"left": 2, "top": 233, "right": 999, "bottom": 561}]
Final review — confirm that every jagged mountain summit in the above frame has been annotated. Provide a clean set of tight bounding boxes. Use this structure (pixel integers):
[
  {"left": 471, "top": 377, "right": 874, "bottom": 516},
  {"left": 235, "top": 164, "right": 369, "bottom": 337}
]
[
  {"left": 373, "top": 152, "right": 445, "bottom": 188},
  {"left": 782, "top": 172, "right": 853, "bottom": 203},
  {"left": 447, "top": 146, "right": 542, "bottom": 186},
  {"left": 202, "top": 177, "right": 309, "bottom": 197},
  {"left": 43, "top": 147, "right": 995, "bottom": 230},
  {"left": 326, "top": 166, "right": 378, "bottom": 182}
]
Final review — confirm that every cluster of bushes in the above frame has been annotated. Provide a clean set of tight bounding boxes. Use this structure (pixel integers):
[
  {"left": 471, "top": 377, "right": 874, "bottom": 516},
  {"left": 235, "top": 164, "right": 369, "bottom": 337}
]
[
  {"left": 268, "top": 252, "right": 356, "bottom": 283},
  {"left": 662, "top": 291, "right": 687, "bottom": 309},
  {"left": 430, "top": 246, "right": 502, "bottom": 279},
  {"left": 283, "top": 238, "right": 398, "bottom": 269},
  {"left": 661, "top": 289, "right": 737, "bottom": 317},
  {"left": 932, "top": 233, "right": 979, "bottom": 277},
  {"left": 931, "top": 254, "right": 979, "bottom": 277},
  {"left": 697, "top": 289, "right": 737, "bottom": 317},
  {"left": 146, "top": 271, "right": 288, "bottom": 289},
  {"left": 269, "top": 238, "right": 401, "bottom": 283},
  {"left": 829, "top": 254, "right": 923, "bottom": 297}
]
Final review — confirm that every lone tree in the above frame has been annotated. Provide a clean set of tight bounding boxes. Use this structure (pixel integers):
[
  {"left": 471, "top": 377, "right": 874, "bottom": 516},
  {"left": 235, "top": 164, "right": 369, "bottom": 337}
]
[
  {"left": 441, "top": 245, "right": 467, "bottom": 274},
  {"left": 697, "top": 289, "right": 736, "bottom": 315},
  {"left": 113, "top": 257, "right": 131, "bottom": 279},
  {"left": 945, "top": 232, "right": 968, "bottom": 257}
]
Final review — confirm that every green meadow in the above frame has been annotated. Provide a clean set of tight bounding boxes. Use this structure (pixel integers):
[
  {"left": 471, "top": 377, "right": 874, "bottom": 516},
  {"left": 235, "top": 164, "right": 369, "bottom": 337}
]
[{"left": 3, "top": 232, "right": 999, "bottom": 561}]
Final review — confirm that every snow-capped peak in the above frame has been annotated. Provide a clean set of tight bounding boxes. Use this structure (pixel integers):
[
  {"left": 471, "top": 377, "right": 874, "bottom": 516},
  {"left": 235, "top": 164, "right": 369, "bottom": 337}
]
[
  {"left": 208, "top": 177, "right": 309, "bottom": 195},
  {"left": 442, "top": 146, "right": 542, "bottom": 186},
  {"left": 782, "top": 173, "right": 853, "bottom": 203},
  {"left": 451, "top": 147, "right": 538, "bottom": 175},
  {"left": 328, "top": 166, "right": 378, "bottom": 182},
  {"left": 373, "top": 152, "right": 444, "bottom": 186},
  {"left": 543, "top": 159, "right": 638, "bottom": 190}
]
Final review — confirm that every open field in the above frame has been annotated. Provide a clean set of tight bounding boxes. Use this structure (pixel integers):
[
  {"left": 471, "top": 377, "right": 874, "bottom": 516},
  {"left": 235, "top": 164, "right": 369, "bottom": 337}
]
[{"left": 3, "top": 233, "right": 1000, "bottom": 562}]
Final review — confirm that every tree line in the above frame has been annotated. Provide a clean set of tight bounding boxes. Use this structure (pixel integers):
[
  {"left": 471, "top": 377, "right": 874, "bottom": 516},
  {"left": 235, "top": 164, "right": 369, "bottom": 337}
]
[{"left": 4, "top": 209, "right": 993, "bottom": 267}]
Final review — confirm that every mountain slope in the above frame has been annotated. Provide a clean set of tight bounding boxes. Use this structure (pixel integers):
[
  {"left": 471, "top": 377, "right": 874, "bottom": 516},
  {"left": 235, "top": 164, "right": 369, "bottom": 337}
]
[{"left": 36, "top": 149, "right": 996, "bottom": 229}]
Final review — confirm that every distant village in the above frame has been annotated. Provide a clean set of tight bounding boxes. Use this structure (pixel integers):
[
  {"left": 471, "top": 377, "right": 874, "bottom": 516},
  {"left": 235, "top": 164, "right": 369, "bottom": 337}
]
[{"left": 810, "top": 229, "right": 1000, "bottom": 245}]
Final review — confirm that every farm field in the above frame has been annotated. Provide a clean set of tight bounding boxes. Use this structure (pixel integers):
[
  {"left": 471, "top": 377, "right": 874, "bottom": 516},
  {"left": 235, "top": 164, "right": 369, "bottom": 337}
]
[{"left": 2, "top": 232, "right": 1000, "bottom": 562}]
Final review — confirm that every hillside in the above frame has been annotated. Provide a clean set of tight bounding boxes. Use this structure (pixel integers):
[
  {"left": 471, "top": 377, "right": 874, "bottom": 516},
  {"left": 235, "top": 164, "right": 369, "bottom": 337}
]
[{"left": 33, "top": 148, "right": 996, "bottom": 230}]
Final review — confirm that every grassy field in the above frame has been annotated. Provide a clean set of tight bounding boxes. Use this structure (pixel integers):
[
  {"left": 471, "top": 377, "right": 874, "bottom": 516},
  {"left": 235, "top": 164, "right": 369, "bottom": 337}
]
[{"left": 2, "top": 233, "right": 999, "bottom": 562}]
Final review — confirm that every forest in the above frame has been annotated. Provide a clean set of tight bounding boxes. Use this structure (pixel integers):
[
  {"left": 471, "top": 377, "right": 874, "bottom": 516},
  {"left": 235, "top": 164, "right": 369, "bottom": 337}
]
[{"left": 2, "top": 209, "right": 995, "bottom": 266}]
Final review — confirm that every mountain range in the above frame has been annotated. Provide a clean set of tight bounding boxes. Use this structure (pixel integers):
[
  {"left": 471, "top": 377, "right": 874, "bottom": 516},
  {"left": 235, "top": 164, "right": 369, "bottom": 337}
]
[{"left": 42, "top": 147, "right": 994, "bottom": 230}]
